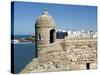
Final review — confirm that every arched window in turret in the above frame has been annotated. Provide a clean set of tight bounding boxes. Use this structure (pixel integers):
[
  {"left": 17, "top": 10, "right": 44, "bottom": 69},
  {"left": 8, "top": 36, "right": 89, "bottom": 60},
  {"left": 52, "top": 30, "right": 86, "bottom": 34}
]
[
  {"left": 39, "top": 34, "right": 41, "bottom": 40},
  {"left": 50, "top": 29, "right": 55, "bottom": 43},
  {"left": 37, "top": 34, "right": 41, "bottom": 40}
]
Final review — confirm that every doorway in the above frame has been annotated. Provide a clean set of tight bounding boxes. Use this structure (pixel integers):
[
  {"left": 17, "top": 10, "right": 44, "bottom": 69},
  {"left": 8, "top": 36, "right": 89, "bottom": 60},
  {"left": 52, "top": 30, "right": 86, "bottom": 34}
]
[
  {"left": 86, "top": 63, "right": 90, "bottom": 69},
  {"left": 50, "top": 29, "right": 55, "bottom": 43}
]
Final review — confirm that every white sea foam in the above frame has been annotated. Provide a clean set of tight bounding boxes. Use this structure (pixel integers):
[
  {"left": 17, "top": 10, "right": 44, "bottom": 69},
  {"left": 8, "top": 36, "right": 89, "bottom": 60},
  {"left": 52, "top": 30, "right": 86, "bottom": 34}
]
[{"left": 14, "top": 42, "right": 32, "bottom": 44}]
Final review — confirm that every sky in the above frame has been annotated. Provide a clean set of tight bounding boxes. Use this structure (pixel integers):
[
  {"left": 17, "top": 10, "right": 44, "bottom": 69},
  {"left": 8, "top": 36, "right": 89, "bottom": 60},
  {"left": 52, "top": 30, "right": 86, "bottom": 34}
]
[{"left": 12, "top": 1, "right": 97, "bottom": 35}]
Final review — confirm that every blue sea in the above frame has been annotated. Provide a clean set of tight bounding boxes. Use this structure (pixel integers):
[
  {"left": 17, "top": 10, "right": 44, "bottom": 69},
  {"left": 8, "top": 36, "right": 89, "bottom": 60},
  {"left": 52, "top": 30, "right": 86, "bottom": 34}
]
[{"left": 13, "top": 35, "right": 36, "bottom": 73}]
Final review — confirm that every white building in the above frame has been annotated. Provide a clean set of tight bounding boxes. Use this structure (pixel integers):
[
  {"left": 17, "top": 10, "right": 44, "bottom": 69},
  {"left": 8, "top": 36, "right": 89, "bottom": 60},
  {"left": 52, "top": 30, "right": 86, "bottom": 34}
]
[
  {"left": 93, "top": 32, "right": 97, "bottom": 38},
  {"left": 67, "top": 30, "right": 97, "bottom": 38}
]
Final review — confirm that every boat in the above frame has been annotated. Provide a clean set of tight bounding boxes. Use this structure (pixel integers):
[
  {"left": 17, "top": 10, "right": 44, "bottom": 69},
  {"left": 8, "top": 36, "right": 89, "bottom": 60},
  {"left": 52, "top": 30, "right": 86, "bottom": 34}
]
[{"left": 11, "top": 39, "right": 19, "bottom": 44}]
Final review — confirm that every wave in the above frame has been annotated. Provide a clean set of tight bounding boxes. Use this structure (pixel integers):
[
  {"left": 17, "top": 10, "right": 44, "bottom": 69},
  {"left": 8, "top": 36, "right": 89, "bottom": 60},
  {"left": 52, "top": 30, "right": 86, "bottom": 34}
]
[{"left": 13, "top": 42, "right": 33, "bottom": 44}]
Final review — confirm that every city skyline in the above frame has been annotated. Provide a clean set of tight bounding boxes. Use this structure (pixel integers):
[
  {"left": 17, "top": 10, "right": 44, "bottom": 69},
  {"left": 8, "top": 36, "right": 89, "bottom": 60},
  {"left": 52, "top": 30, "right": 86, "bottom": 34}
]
[{"left": 12, "top": 1, "right": 97, "bottom": 35}]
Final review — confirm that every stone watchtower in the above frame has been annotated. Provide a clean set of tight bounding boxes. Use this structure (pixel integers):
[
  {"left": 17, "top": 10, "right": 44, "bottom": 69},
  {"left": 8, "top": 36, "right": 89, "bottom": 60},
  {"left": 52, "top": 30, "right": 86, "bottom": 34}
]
[{"left": 35, "top": 8, "right": 56, "bottom": 57}]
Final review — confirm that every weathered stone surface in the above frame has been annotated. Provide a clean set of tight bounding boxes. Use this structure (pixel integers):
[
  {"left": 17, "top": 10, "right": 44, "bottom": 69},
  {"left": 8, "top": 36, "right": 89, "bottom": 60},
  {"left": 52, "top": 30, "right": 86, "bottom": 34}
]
[{"left": 20, "top": 38, "right": 97, "bottom": 73}]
